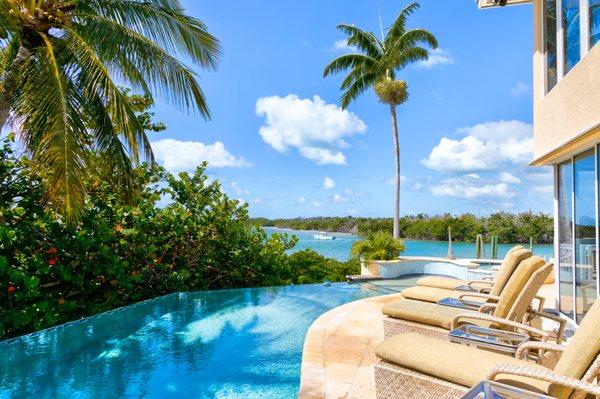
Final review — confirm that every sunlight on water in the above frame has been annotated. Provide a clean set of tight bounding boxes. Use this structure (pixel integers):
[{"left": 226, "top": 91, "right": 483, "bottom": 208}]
[{"left": 0, "top": 284, "right": 379, "bottom": 399}]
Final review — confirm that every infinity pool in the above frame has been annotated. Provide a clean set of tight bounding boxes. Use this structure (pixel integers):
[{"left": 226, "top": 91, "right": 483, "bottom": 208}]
[{"left": 0, "top": 283, "right": 383, "bottom": 398}]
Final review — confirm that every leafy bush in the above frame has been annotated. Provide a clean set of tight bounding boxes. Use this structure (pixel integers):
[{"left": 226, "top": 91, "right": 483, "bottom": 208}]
[
  {"left": 350, "top": 231, "right": 405, "bottom": 261},
  {"left": 0, "top": 134, "right": 357, "bottom": 339}
]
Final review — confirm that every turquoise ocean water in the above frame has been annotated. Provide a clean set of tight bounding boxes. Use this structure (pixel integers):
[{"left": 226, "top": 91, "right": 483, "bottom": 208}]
[{"left": 264, "top": 227, "right": 554, "bottom": 262}]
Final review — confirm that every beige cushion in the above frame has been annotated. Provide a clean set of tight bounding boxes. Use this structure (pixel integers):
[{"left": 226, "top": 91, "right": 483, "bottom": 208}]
[
  {"left": 550, "top": 299, "right": 600, "bottom": 399},
  {"left": 489, "top": 247, "right": 530, "bottom": 296},
  {"left": 382, "top": 299, "right": 479, "bottom": 329},
  {"left": 492, "top": 256, "right": 545, "bottom": 319},
  {"left": 401, "top": 286, "right": 465, "bottom": 303},
  {"left": 376, "top": 333, "right": 550, "bottom": 393},
  {"left": 417, "top": 276, "right": 467, "bottom": 290}
]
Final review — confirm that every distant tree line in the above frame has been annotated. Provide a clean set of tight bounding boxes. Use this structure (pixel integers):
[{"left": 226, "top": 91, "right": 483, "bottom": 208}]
[{"left": 252, "top": 212, "right": 554, "bottom": 244}]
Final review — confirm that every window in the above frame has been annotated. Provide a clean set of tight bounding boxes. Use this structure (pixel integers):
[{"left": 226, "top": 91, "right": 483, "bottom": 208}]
[
  {"left": 545, "top": 0, "right": 558, "bottom": 91},
  {"left": 591, "top": 0, "right": 600, "bottom": 48},
  {"left": 557, "top": 161, "right": 574, "bottom": 318},
  {"left": 562, "top": 0, "right": 580, "bottom": 74},
  {"left": 574, "top": 151, "right": 596, "bottom": 323}
]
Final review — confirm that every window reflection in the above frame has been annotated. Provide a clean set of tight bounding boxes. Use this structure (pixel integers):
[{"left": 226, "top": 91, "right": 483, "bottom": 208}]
[
  {"left": 574, "top": 151, "right": 596, "bottom": 323},
  {"left": 563, "top": 0, "right": 580, "bottom": 74},
  {"left": 545, "top": 0, "right": 557, "bottom": 91},
  {"left": 591, "top": 0, "right": 600, "bottom": 48},
  {"left": 558, "top": 162, "right": 574, "bottom": 318}
]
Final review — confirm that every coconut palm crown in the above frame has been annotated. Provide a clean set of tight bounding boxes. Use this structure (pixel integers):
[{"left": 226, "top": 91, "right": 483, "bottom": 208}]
[
  {"left": 323, "top": 2, "right": 437, "bottom": 238},
  {"left": 0, "top": 0, "right": 220, "bottom": 221}
]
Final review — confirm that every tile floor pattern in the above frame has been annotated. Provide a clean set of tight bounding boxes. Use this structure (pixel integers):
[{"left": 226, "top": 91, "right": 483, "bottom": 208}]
[
  {"left": 298, "top": 282, "right": 557, "bottom": 399},
  {"left": 298, "top": 293, "right": 405, "bottom": 399}
]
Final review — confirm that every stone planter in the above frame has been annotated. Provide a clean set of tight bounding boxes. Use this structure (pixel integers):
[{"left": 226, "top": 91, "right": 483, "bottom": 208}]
[
  {"left": 376, "top": 260, "right": 404, "bottom": 279},
  {"left": 360, "top": 260, "right": 380, "bottom": 276}
]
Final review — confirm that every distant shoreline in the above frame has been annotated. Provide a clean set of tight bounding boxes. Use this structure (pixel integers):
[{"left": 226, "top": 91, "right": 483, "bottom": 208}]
[{"left": 262, "top": 226, "right": 356, "bottom": 237}]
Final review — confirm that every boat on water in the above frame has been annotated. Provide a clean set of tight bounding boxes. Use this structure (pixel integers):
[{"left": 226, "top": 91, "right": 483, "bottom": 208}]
[{"left": 313, "top": 233, "right": 336, "bottom": 240}]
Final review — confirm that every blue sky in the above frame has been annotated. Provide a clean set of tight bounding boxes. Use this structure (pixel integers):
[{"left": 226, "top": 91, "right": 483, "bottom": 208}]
[{"left": 150, "top": 0, "right": 553, "bottom": 218}]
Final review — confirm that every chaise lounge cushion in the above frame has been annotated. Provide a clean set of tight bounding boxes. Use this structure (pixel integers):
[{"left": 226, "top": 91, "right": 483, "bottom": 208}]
[
  {"left": 416, "top": 276, "right": 468, "bottom": 290},
  {"left": 549, "top": 299, "right": 600, "bottom": 399},
  {"left": 491, "top": 255, "right": 545, "bottom": 319},
  {"left": 488, "top": 247, "right": 530, "bottom": 296},
  {"left": 400, "top": 286, "right": 465, "bottom": 303},
  {"left": 382, "top": 298, "right": 477, "bottom": 329},
  {"left": 376, "top": 333, "right": 550, "bottom": 393},
  {"left": 411, "top": 247, "right": 530, "bottom": 304}
]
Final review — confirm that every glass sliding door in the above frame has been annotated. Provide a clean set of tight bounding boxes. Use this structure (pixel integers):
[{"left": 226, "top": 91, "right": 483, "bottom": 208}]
[
  {"left": 562, "top": 0, "right": 580, "bottom": 74},
  {"left": 574, "top": 151, "right": 597, "bottom": 323},
  {"left": 545, "top": 0, "right": 558, "bottom": 91},
  {"left": 557, "top": 161, "right": 574, "bottom": 318}
]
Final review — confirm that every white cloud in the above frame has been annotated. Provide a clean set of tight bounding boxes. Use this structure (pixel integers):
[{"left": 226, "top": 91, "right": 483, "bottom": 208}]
[
  {"left": 256, "top": 94, "right": 367, "bottom": 165},
  {"left": 430, "top": 177, "right": 514, "bottom": 199},
  {"left": 422, "top": 120, "right": 533, "bottom": 173},
  {"left": 323, "top": 177, "right": 336, "bottom": 190},
  {"left": 152, "top": 139, "right": 250, "bottom": 172},
  {"left": 510, "top": 81, "right": 531, "bottom": 98},
  {"left": 330, "top": 39, "right": 358, "bottom": 53},
  {"left": 298, "top": 197, "right": 306, "bottom": 204},
  {"left": 333, "top": 194, "right": 348, "bottom": 202},
  {"left": 300, "top": 147, "right": 347, "bottom": 165},
  {"left": 418, "top": 48, "right": 454, "bottom": 68},
  {"left": 499, "top": 171, "right": 522, "bottom": 184}
]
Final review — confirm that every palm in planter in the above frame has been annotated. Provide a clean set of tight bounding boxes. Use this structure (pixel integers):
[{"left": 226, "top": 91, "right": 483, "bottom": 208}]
[
  {"left": 0, "top": 0, "right": 220, "bottom": 222},
  {"left": 324, "top": 2, "right": 437, "bottom": 239},
  {"left": 351, "top": 231, "right": 405, "bottom": 276}
]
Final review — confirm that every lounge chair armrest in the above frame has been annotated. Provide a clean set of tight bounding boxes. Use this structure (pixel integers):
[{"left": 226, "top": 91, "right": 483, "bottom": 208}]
[
  {"left": 450, "top": 313, "right": 550, "bottom": 340},
  {"left": 528, "top": 309, "right": 568, "bottom": 343},
  {"left": 458, "top": 293, "right": 500, "bottom": 301},
  {"left": 487, "top": 364, "right": 600, "bottom": 397},
  {"left": 532, "top": 295, "right": 545, "bottom": 312},
  {"left": 478, "top": 303, "right": 497, "bottom": 314},
  {"left": 515, "top": 341, "right": 566, "bottom": 360}
]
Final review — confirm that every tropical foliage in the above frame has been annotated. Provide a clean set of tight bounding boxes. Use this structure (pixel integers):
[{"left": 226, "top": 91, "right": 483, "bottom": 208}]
[
  {"left": 254, "top": 213, "right": 554, "bottom": 244},
  {"left": 351, "top": 231, "right": 405, "bottom": 261},
  {"left": 324, "top": 1, "right": 437, "bottom": 238},
  {"left": 0, "top": 0, "right": 220, "bottom": 221},
  {"left": 0, "top": 134, "right": 361, "bottom": 339}
]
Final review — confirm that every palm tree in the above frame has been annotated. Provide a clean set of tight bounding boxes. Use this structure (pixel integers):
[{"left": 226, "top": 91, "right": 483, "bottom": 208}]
[
  {"left": 324, "top": 2, "right": 437, "bottom": 239},
  {"left": 0, "top": 0, "right": 220, "bottom": 221}
]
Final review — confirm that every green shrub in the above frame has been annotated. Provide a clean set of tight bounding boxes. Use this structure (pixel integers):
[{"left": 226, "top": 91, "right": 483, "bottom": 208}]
[{"left": 350, "top": 231, "right": 405, "bottom": 261}]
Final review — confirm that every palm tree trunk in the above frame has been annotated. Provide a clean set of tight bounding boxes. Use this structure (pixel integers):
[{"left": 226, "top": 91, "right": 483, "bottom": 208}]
[
  {"left": 390, "top": 104, "right": 400, "bottom": 239},
  {"left": 0, "top": 45, "right": 31, "bottom": 129}
]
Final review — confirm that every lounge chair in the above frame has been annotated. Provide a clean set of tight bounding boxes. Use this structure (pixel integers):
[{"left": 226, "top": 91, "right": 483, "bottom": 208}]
[
  {"left": 374, "top": 298, "right": 600, "bottom": 399},
  {"left": 382, "top": 257, "right": 563, "bottom": 341},
  {"left": 401, "top": 246, "right": 530, "bottom": 303}
]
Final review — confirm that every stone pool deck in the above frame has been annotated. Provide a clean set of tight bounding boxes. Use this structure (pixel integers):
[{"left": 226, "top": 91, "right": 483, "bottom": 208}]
[{"left": 298, "top": 282, "right": 556, "bottom": 399}]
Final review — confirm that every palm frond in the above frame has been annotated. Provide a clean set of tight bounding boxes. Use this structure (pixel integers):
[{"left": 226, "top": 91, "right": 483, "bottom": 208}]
[
  {"left": 73, "top": 14, "right": 211, "bottom": 118},
  {"left": 323, "top": 54, "right": 378, "bottom": 77},
  {"left": 60, "top": 26, "right": 153, "bottom": 163},
  {"left": 15, "top": 34, "right": 89, "bottom": 221},
  {"left": 337, "top": 24, "right": 383, "bottom": 58},
  {"left": 339, "top": 73, "right": 378, "bottom": 109},
  {"left": 76, "top": 0, "right": 221, "bottom": 70},
  {"left": 384, "top": 2, "right": 420, "bottom": 46},
  {"left": 0, "top": 0, "right": 18, "bottom": 41}
]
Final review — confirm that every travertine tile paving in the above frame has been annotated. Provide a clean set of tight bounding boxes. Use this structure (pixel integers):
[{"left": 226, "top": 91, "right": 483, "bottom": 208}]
[{"left": 298, "top": 293, "right": 405, "bottom": 399}]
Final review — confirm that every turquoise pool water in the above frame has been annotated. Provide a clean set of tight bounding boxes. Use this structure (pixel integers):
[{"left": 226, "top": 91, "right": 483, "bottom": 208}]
[
  {"left": 0, "top": 283, "right": 382, "bottom": 399},
  {"left": 264, "top": 227, "right": 554, "bottom": 261}
]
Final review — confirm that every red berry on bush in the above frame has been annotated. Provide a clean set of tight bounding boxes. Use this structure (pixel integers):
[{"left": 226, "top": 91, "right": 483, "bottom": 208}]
[
  {"left": 7, "top": 285, "right": 16, "bottom": 294},
  {"left": 48, "top": 259, "right": 56, "bottom": 266}
]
